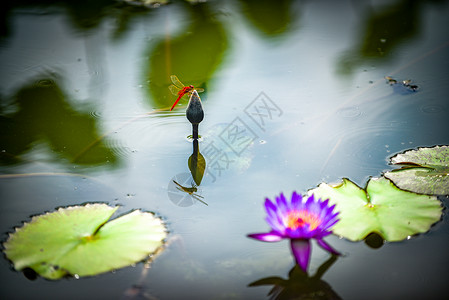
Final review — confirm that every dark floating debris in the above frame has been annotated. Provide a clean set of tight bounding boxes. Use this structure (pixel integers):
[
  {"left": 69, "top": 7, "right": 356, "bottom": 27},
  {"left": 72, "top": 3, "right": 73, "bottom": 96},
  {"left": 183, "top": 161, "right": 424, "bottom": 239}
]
[
  {"left": 403, "top": 81, "right": 419, "bottom": 92},
  {"left": 385, "top": 76, "right": 419, "bottom": 92},
  {"left": 385, "top": 76, "right": 397, "bottom": 85}
]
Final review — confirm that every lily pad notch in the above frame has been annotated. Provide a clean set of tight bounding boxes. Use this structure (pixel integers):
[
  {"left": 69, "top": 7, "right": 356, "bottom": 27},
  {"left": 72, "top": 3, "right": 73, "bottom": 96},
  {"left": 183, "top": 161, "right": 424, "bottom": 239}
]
[{"left": 3, "top": 203, "right": 168, "bottom": 280}]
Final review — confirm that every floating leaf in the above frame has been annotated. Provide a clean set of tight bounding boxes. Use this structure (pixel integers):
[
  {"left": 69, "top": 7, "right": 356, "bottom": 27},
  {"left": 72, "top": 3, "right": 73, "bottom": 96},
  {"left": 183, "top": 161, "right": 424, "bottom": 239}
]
[
  {"left": 384, "top": 145, "right": 449, "bottom": 195},
  {"left": 3, "top": 204, "right": 167, "bottom": 280},
  {"left": 309, "top": 177, "right": 442, "bottom": 242}
]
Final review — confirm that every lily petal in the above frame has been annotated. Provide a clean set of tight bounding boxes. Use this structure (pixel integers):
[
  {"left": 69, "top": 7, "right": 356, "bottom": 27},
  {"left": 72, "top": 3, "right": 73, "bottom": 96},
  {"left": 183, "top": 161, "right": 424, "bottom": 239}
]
[
  {"left": 290, "top": 239, "right": 311, "bottom": 272},
  {"left": 291, "top": 191, "right": 302, "bottom": 208},
  {"left": 264, "top": 198, "right": 278, "bottom": 215},
  {"left": 320, "top": 198, "right": 329, "bottom": 210},
  {"left": 265, "top": 216, "right": 284, "bottom": 233},
  {"left": 276, "top": 193, "right": 289, "bottom": 215},
  {"left": 316, "top": 238, "right": 341, "bottom": 255},
  {"left": 322, "top": 217, "right": 340, "bottom": 229},
  {"left": 247, "top": 231, "right": 283, "bottom": 242},
  {"left": 305, "top": 194, "right": 315, "bottom": 207}
]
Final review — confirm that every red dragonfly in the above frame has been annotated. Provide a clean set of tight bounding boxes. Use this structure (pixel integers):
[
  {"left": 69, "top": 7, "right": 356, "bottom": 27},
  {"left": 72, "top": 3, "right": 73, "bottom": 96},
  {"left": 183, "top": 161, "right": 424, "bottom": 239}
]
[{"left": 169, "top": 75, "right": 204, "bottom": 111}]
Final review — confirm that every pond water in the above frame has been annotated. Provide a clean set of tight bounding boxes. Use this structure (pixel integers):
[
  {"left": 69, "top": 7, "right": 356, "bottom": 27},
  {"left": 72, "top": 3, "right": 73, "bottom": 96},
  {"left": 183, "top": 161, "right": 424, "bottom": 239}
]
[{"left": 1, "top": 0, "right": 449, "bottom": 299}]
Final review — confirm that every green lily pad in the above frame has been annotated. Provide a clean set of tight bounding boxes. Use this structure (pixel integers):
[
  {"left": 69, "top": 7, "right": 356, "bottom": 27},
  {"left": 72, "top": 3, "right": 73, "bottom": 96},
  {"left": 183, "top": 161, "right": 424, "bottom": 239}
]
[
  {"left": 384, "top": 145, "right": 449, "bottom": 195},
  {"left": 3, "top": 204, "right": 167, "bottom": 280},
  {"left": 309, "top": 177, "right": 442, "bottom": 242}
]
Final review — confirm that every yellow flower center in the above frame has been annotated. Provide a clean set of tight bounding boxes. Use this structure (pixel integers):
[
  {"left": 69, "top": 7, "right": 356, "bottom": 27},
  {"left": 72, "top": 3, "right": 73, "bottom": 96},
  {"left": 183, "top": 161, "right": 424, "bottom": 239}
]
[{"left": 286, "top": 210, "right": 321, "bottom": 230}]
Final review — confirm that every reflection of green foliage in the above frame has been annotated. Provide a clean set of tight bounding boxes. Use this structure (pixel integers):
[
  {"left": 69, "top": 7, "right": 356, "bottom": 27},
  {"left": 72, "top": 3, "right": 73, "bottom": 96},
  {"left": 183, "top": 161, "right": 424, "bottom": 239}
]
[
  {"left": 112, "top": 4, "right": 156, "bottom": 41},
  {"left": 385, "top": 145, "right": 449, "bottom": 195},
  {"left": 0, "top": 0, "right": 116, "bottom": 35},
  {"left": 120, "top": 0, "right": 169, "bottom": 6},
  {"left": 360, "top": 0, "right": 419, "bottom": 58},
  {"left": 0, "top": 77, "right": 118, "bottom": 166},
  {"left": 337, "top": 0, "right": 427, "bottom": 74},
  {"left": 145, "top": 1, "right": 228, "bottom": 108},
  {"left": 63, "top": 0, "right": 115, "bottom": 30},
  {"left": 3, "top": 204, "right": 167, "bottom": 280},
  {"left": 0, "top": 0, "right": 173, "bottom": 41},
  {"left": 238, "top": 0, "right": 295, "bottom": 37},
  {"left": 249, "top": 255, "right": 341, "bottom": 300},
  {"left": 310, "top": 177, "right": 442, "bottom": 242},
  {"left": 0, "top": 3, "right": 12, "bottom": 38}
]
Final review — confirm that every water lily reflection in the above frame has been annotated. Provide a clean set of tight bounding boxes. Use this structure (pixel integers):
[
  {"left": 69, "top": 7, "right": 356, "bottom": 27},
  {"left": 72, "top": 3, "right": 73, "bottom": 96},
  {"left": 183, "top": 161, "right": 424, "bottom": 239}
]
[
  {"left": 248, "top": 193, "right": 340, "bottom": 272},
  {"left": 249, "top": 255, "right": 342, "bottom": 300}
]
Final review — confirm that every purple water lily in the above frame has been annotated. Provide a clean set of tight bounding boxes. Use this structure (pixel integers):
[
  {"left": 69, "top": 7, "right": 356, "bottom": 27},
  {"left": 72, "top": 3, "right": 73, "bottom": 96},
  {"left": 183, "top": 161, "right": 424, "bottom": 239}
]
[{"left": 248, "top": 192, "right": 340, "bottom": 272}]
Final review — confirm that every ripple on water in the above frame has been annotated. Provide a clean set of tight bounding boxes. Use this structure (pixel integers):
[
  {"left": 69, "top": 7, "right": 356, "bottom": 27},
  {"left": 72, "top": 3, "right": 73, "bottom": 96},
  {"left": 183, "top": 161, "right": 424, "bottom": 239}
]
[
  {"left": 420, "top": 104, "right": 445, "bottom": 114},
  {"left": 36, "top": 79, "right": 55, "bottom": 87},
  {"left": 327, "top": 122, "right": 410, "bottom": 174},
  {"left": 336, "top": 106, "right": 362, "bottom": 119},
  {"left": 92, "top": 111, "right": 187, "bottom": 160},
  {"left": 103, "top": 136, "right": 133, "bottom": 159},
  {"left": 185, "top": 135, "right": 204, "bottom": 143},
  {"left": 89, "top": 110, "right": 102, "bottom": 119}
]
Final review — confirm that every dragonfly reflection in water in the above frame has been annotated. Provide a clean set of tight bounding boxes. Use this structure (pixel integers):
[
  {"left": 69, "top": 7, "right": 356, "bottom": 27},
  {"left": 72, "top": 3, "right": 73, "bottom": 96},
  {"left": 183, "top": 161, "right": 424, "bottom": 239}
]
[
  {"left": 172, "top": 180, "right": 207, "bottom": 206},
  {"left": 169, "top": 75, "right": 204, "bottom": 111}
]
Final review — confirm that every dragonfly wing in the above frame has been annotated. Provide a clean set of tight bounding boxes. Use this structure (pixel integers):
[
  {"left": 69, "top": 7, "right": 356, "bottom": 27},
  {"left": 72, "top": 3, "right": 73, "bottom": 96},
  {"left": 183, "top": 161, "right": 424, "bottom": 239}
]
[
  {"left": 186, "top": 87, "right": 204, "bottom": 96},
  {"left": 192, "top": 194, "right": 208, "bottom": 205},
  {"left": 169, "top": 84, "right": 181, "bottom": 96},
  {"left": 170, "top": 75, "right": 185, "bottom": 89}
]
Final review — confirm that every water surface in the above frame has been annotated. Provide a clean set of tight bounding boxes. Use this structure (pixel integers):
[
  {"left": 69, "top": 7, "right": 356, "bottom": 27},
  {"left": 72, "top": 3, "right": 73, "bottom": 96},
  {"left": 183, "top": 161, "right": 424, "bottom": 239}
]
[{"left": 1, "top": 1, "right": 449, "bottom": 299}]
